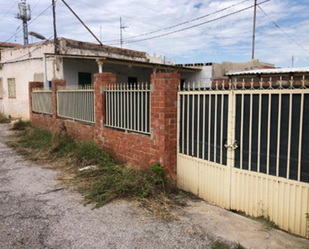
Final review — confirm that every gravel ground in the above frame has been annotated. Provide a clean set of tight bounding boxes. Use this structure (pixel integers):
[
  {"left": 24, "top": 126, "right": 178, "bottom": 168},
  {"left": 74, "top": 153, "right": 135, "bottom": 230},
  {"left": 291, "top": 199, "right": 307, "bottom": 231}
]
[
  {"left": 0, "top": 123, "right": 212, "bottom": 249},
  {"left": 1, "top": 123, "right": 308, "bottom": 249}
]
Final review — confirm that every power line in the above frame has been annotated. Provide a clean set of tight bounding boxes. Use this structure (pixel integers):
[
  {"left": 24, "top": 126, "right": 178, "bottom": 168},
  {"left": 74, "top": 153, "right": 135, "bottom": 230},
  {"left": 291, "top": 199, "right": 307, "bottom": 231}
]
[
  {"left": 126, "top": 0, "right": 183, "bottom": 22},
  {"left": 72, "top": 0, "right": 163, "bottom": 28},
  {"left": 4, "top": 2, "right": 55, "bottom": 43},
  {"left": 32, "top": 0, "right": 42, "bottom": 13},
  {"left": 0, "top": 0, "right": 19, "bottom": 22},
  {"left": 108, "top": 0, "right": 269, "bottom": 46},
  {"left": 258, "top": 5, "right": 309, "bottom": 55},
  {"left": 102, "top": 0, "right": 250, "bottom": 43}
]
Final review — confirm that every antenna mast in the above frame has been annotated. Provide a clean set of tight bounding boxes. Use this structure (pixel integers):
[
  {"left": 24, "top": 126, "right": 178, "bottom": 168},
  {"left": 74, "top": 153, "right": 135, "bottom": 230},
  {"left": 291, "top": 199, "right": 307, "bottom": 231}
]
[
  {"left": 16, "top": 0, "right": 31, "bottom": 45},
  {"left": 120, "top": 17, "right": 128, "bottom": 48}
]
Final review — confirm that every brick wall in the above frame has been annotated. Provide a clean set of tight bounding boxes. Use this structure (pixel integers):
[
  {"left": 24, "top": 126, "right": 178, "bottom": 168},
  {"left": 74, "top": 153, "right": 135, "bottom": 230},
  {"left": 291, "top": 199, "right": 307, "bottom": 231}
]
[
  {"left": 29, "top": 72, "right": 180, "bottom": 174},
  {"left": 30, "top": 80, "right": 95, "bottom": 142}
]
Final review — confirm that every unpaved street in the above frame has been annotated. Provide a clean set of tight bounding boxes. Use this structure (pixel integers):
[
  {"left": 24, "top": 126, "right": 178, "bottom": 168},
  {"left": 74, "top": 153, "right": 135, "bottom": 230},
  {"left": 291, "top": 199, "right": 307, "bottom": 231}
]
[
  {"left": 0, "top": 123, "right": 308, "bottom": 249},
  {"left": 0, "top": 124, "right": 212, "bottom": 249}
]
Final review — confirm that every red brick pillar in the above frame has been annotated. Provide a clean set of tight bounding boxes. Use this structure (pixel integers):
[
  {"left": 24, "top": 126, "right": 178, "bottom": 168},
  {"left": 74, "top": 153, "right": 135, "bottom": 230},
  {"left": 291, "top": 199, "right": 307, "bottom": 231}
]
[
  {"left": 51, "top": 79, "right": 66, "bottom": 119},
  {"left": 28, "top": 81, "right": 43, "bottom": 120},
  {"left": 93, "top": 73, "right": 116, "bottom": 138},
  {"left": 151, "top": 73, "right": 180, "bottom": 175}
]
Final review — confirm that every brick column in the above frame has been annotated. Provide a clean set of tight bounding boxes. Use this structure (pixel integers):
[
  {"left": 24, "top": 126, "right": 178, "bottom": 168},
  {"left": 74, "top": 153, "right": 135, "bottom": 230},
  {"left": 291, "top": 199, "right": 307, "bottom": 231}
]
[
  {"left": 28, "top": 81, "right": 43, "bottom": 120},
  {"left": 151, "top": 73, "right": 180, "bottom": 175},
  {"left": 51, "top": 79, "right": 66, "bottom": 119},
  {"left": 93, "top": 73, "right": 116, "bottom": 136}
]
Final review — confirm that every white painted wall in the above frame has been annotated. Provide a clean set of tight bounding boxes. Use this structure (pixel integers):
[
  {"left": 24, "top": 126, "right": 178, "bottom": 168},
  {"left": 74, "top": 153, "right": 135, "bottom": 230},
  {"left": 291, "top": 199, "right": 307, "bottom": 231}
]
[
  {"left": 180, "top": 65, "right": 212, "bottom": 87},
  {"left": 0, "top": 42, "right": 63, "bottom": 119}
]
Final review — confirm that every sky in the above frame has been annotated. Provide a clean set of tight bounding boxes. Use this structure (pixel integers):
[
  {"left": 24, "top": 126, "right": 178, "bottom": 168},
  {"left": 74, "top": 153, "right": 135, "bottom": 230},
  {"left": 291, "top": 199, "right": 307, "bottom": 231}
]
[{"left": 0, "top": 0, "right": 309, "bottom": 68}]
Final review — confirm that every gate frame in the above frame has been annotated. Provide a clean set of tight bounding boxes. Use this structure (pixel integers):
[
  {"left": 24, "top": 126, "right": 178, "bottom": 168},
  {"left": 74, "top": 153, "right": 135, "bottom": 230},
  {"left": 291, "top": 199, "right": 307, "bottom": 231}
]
[{"left": 177, "top": 78, "right": 309, "bottom": 238}]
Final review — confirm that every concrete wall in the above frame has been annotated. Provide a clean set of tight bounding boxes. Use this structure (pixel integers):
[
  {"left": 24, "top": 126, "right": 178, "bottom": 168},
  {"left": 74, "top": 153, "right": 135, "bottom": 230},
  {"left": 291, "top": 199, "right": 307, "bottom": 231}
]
[
  {"left": 63, "top": 58, "right": 152, "bottom": 86},
  {"left": 180, "top": 65, "right": 212, "bottom": 87}
]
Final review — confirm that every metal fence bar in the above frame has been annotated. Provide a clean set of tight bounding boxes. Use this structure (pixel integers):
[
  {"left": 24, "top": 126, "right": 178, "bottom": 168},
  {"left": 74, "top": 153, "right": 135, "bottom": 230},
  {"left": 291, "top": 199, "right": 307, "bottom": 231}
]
[
  {"left": 276, "top": 94, "right": 282, "bottom": 177},
  {"left": 249, "top": 93, "right": 253, "bottom": 171},
  {"left": 267, "top": 94, "right": 271, "bottom": 175},
  {"left": 57, "top": 87, "right": 94, "bottom": 124},
  {"left": 257, "top": 94, "right": 262, "bottom": 172},
  {"left": 32, "top": 90, "right": 52, "bottom": 115},
  {"left": 104, "top": 83, "right": 151, "bottom": 135},
  {"left": 298, "top": 93, "right": 304, "bottom": 181}
]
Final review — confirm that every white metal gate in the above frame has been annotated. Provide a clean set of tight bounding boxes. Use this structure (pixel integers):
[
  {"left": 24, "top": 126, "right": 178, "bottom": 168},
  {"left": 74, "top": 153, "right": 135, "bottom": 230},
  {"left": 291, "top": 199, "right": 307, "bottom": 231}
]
[{"left": 177, "top": 78, "right": 309, "bottom": 237}]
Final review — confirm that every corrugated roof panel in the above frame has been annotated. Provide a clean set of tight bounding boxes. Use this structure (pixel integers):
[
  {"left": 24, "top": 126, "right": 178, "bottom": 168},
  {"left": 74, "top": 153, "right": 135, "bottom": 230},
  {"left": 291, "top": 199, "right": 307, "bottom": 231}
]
[{"left": 226, "top": 67, "right": 309, "bottom": 76}]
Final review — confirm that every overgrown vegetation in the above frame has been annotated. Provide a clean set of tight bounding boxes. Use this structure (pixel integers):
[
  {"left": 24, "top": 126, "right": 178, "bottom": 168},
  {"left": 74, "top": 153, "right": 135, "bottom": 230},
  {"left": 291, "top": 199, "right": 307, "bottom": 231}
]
[
  {"left": 0, "top": 112, "right": 11, "bottom": 124},
  {"left": 8, "top": 124, "right": 186, "bottom": 219},
  {"left": 211, "top": 241, "right": 245, "bottom": 249},
  {"left": 11, "top": 119, "right": 30, "bottom": 130},
  {"left": 254, "top": 215, "right": 279, "bottom": 230}
]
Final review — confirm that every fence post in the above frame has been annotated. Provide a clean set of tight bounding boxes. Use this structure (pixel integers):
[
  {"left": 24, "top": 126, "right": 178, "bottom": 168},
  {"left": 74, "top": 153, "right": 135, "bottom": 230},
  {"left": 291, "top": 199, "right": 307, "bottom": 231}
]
[
  {"left": 28, "top": 81, "right": 43, "bottom": 120},
  {"left": 51, "top": 79, "right": 66, "bottom": 119},
  {"left": 151, "top": 73, "right": 180, "bottom": 175},
  {"left": 94, "top": 73, "right": 116, "bottom": 131}
]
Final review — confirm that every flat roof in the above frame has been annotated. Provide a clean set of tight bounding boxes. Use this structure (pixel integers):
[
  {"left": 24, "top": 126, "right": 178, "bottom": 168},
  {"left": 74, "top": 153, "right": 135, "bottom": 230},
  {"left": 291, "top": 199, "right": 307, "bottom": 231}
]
[{"left": 226, "top": 67, "right": 309, "bottom": 76}]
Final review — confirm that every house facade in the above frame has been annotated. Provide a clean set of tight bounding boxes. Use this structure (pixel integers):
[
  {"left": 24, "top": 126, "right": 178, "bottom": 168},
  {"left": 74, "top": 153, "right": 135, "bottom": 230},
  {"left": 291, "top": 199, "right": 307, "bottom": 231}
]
[{"left": 0, "top": 38, "right": 197, "bottom": 119}]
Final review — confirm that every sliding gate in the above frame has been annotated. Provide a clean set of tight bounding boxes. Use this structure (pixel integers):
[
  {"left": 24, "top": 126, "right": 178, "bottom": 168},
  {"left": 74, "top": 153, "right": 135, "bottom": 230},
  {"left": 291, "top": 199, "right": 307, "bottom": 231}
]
[{"left": 177, "top": 79, "right": 309, "bottom": 237}]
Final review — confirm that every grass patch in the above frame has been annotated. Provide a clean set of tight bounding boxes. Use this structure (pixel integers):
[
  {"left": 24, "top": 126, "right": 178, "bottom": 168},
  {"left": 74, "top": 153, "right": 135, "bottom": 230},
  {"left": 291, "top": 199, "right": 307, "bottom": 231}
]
[
  {"left": 211, "top": 241, "right": 245, "bottom": 249},
  {"left": 254, "top": 215, "right": 279, "bottom": 230},
  {"left": 11, "top": 119, "right": 30, "bottom": 130},
  {"left": 8, "top": 125, "right": 186, "bottom": 219},
  {"left": 0, "top": 112, "right": 11, "bottom": 123}
]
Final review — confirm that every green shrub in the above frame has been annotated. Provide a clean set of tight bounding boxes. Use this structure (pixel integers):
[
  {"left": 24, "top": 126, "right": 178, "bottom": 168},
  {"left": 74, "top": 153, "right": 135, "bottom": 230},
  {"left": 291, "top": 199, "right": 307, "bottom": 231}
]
[{"left": 0, "top": 112, "right": 10, "bottom": 123}]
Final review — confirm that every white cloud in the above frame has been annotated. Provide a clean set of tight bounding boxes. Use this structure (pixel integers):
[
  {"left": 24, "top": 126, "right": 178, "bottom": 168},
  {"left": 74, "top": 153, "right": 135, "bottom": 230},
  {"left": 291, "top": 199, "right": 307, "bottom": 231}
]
[{"left": 0, "top": 0, "right": 308, "bottom": 67}]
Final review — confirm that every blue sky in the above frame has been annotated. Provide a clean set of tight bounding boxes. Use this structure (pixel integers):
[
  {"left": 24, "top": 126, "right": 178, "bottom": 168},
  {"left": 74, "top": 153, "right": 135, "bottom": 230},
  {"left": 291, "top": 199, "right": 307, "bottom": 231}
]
[{"left": 0, "top": 0, "right": 309, "bottom": 68}]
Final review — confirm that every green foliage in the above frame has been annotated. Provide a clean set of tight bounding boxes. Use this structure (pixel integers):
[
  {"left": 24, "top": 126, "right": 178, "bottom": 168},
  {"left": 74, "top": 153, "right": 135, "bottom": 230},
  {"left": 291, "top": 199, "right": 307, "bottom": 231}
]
[
  {"left": 12, "top": 127, "right": 52, "bottom": 149},
  {"left": 9, "top": 125, "right": 185, "bottom": 218},
  {"left": 80, "top": 162, "right": 172, "bottom": 208},
  {"left": 211, "top": 241, "right": 245, "bottom": 249},
  {"left": 0, "top": 112, "right": 11, "bottom": 123},
  {"left": 255, "top": 215, "right": 279, "bottom": 230},
  {"left": 11, "top": 119, "right": 30, "bottom": 130}
]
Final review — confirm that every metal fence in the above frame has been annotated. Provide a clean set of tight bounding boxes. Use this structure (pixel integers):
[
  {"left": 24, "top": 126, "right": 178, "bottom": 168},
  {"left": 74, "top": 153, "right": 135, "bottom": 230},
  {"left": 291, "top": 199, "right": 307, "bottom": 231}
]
[
  {"left": 32, "top": 89, "right": 52, "bottom": 115},
  {"left": 104, "top": 83, "right": 151, "bottom": 135},
  {"left": 177, "top": 75, "right": 309, "bottom": 237},
  {"left": 57, "top": 85, "right": 95, "bottom": 124}
]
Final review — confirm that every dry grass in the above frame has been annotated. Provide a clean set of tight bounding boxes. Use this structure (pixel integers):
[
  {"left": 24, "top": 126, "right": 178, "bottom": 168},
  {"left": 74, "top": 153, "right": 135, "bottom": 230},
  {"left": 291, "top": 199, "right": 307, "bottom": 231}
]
[
  {"left": 8, "top": 124, "right": 187, "bottom": 220},
  {"left": 0, "top": 112, "right": 11, "bottom": 124}
]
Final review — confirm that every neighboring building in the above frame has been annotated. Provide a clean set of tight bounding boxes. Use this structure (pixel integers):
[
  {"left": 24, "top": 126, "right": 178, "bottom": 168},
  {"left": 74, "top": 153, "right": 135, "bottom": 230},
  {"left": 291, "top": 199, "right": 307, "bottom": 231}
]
[
  {"left": 226, "top": 67, "right": 309, "bottom": 87},
  {"left": 177, "top": 59, "right": 275, "bottom": 85},
  {"left": 0, "top": 42, "right": 22, "bottom": 50},
  {"left": 0, "top": 38, "right": 198, "bottom": 119}
]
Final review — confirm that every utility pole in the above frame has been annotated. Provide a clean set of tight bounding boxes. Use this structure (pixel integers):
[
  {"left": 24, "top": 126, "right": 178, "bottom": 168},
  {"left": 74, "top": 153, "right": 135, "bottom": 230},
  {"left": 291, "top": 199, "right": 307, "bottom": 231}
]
[
  {"left": 52, "top": 0, "right": 60, "bottom": 54},
  {"left": 120, "top": 17, "right": 128, "bottom": 48},
  {"left": 251, "top": 0, "right": 257, "bottom": 60},
  {"left": 292, "top": 55, "right": 294, "bottom": 68},
  {"left": 16, "top": 0, "right": 31, "bottom": 45}
]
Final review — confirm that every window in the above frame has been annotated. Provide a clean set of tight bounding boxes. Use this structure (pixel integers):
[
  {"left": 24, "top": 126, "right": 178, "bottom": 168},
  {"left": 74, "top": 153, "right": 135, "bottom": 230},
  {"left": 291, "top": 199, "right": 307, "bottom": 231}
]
[
  {"left": 0, "top": 78, "right": 3, "bottom": 99},
  {"left": 78, "top": 72, "right": 92, "bottom": 87},
  {"left": 8, "top": 78, "right": 16, "bottom": 99}
]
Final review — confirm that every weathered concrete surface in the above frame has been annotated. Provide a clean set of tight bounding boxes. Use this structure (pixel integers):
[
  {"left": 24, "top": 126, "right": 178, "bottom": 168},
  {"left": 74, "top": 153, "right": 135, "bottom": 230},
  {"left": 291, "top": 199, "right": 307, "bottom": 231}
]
[
  {"left": 179, "top": 201, "right": 309, "bottom": 249},
  {"left": 0, "top": 123, "right": 308, "bottom": 249}
]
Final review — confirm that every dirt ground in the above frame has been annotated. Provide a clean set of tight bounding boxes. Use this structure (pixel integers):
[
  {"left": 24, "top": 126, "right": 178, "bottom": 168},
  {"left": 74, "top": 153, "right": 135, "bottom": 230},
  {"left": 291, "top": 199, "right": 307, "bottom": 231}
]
[{"left": 0, "top": 123, "right": 308, "bottom": 249}]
